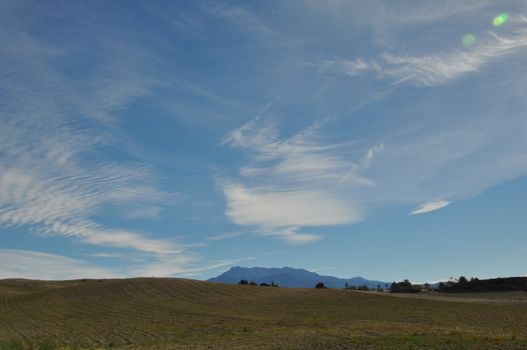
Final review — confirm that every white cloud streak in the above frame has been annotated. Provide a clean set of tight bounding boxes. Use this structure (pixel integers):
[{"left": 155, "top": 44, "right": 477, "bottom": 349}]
[
  {"left": 222, "top": 112, "right": 379, "bottom": 243},
  {"left": 410, "top": 200, "right": 451, "bottom": 215},
  {"left": 259, "top": 227, "right": 322, "bottom": 244},
  {"left": 224, "top": 185, "right": 358, "bottom": 227},
  {"left": 206, "top": 231, "right": 246, "bottom": 241}
]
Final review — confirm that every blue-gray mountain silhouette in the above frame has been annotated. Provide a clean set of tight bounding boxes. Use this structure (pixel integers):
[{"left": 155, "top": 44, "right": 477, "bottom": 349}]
[{"left": 208, "top": 266, "right": 389, "bottom": 289}]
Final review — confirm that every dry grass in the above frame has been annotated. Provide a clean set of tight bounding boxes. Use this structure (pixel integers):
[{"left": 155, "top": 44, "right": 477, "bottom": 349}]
[
  {"left": 0, "top": 278, "right": 526, "bottom": 349},
  {"left": 359, "top": 290, "right": 527, "bottom": 305}
]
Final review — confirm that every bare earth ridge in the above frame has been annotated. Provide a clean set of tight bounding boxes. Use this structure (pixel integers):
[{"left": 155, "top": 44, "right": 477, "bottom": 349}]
[{"left": 0, "top": 278, "right": 526, "bottom": 349}]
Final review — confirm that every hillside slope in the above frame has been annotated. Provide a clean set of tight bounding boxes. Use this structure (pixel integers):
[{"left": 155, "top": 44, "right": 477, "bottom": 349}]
[{"left": 0, "top": 278, "right": 526, "bottom": 349}]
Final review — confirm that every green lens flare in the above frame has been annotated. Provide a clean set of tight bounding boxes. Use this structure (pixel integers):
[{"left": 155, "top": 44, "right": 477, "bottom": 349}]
[
  {"left": 493, "top": 12, "right": 509, "bottom": 26},
  {"left": 462, "top": 34, "right": 476, "bottom": 46}
]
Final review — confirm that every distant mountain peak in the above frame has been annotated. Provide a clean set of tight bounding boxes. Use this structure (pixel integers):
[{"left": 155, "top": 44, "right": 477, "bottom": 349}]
[{"left": 208, "top": 266, "right": 388, "bottom": 289}]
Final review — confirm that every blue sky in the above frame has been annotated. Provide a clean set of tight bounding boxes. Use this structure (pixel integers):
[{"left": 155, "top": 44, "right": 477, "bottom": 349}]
[{"left": 1, "top": 0, "right": 527, "bottom": 283}]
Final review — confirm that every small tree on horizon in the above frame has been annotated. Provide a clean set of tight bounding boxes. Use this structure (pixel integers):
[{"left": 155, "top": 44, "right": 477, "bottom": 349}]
[
  {"left": 390, "top": 279, "right": 420, "bottom": 293},
  {"left": 315, "top": 282, "right": 326, "bottom": 289}
]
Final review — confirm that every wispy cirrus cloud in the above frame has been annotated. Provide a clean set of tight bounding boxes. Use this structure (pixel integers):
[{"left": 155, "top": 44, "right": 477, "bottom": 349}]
[
  {"left": 141, "top": 2, "right": 206, "bottom": 40},
  {"left": 0, "top": 249, "right": 119, "bottom": 280},
  {"left": 0, "top": 249, "right": 254, "bottom": 280},
  {"left": 130, "top": 255, "right": 256, "bottom": 278},
  {"left": 1, "top": 1, "right": 266, "bottom": 280},
  {"left": 320, "top": 15, "right": 527, "bottom": 86},
  {"left": 222, "top": 10, "right": 527, "bottom": 244},
  {"left": 317, "top": 58, "right": 381, "bottom": 77},
  {"left": 381, "top": 24, "right": 527, "bottom": 86},
  {"left": 0, "top": 1, "right": 201, "bottom": 276}
]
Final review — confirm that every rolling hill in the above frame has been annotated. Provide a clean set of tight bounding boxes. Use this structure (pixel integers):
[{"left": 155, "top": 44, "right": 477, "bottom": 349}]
[
  {"left": 208, "top": 266, "right": 389, "bottom": 289},
  {"left": 1, "top": 277, "right": 526, "bottom": 349}
]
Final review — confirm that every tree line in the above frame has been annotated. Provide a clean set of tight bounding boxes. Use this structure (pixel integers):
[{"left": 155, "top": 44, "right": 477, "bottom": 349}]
[
  {"left": 238, "top": 280, "right": 278, "bottom": 287},
  {"left": 238, "top": 276, "right": 527, "bottom": 293},
  {"left": 438, "top": 276, "right": 527, "bottom": 293}
]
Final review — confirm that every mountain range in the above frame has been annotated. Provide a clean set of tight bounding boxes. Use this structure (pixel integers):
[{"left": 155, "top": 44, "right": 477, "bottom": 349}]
[{"left": 208, "top": 266, "right": 389, "bottom": 289}]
